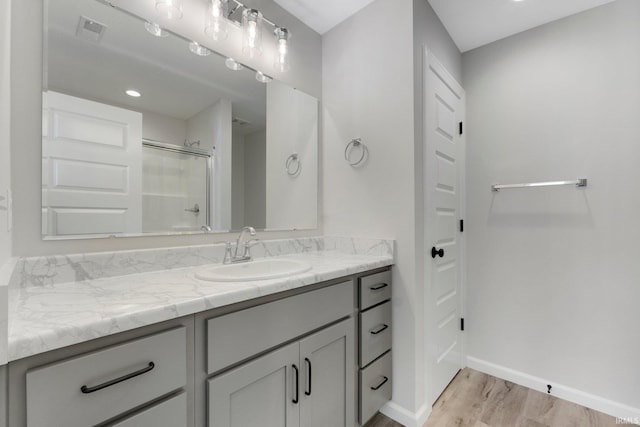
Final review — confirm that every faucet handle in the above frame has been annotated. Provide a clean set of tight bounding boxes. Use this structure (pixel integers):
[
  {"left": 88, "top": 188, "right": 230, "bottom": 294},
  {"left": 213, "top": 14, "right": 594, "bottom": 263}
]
[
  {"left": 242, "top": 239, "right": 259, "bottom": 258},
  {"left": 223, "top": 242, "right": 233, "bottom": 264}
]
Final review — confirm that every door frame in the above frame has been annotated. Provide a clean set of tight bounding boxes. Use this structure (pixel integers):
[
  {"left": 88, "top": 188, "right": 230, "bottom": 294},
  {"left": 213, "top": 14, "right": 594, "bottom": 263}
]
[{"left": 422, "top": 47, "right": 467, "bottom": 405}]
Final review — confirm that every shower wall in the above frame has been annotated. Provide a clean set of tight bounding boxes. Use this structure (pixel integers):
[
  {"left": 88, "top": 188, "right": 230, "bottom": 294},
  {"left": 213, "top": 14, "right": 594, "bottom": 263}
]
[{"left": 142, "top": 146, "right": 208, "bottom": 233}]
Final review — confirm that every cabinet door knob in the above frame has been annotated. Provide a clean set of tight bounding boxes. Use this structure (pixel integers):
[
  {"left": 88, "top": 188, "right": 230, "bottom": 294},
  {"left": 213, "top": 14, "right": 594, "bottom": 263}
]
[{"left": 431, "top": 247, "right": 444, "bottom": 258}]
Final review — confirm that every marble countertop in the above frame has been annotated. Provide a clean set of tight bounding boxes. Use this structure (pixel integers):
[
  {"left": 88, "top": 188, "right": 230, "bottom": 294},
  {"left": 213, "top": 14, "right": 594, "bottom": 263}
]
[{"left": 8, "top": 250, "right": 392, "bottom": 361}]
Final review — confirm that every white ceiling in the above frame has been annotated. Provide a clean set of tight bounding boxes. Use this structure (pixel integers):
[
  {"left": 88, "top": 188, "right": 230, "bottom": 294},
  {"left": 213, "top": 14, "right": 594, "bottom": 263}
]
[
  {"left": 273, "top": 0, "right": 377, "bottom": 34},
  {"left": 274, "top": 0, "right": 616, "bottom": 52},
  {"left": 428, "top": 0, "right": 617, "bottom": 52}
]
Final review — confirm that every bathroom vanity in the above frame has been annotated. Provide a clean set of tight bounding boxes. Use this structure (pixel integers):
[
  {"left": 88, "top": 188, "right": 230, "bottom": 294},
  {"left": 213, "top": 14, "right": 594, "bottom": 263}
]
[{"left": 4, "top": 238, "right": 393, "bottom": 427}]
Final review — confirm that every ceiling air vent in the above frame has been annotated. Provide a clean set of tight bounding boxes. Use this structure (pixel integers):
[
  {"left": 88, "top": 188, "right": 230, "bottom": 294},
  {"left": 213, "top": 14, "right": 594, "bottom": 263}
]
[
  {"left": 232, "top": 117, "right": 251, "bottom": 127},
  {"left": 76, "top": 16, "right": 107, "bottom": 43}
]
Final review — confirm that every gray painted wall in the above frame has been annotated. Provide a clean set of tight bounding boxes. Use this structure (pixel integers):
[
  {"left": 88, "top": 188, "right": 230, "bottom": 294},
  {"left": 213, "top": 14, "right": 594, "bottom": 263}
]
[
  {"left": 10, "top": 0, "right": 321, "bottom": 257},
  {"left": 244, "top": 130, "right": 267, "bottom": 229},
  {"left": 322, "top": 0, "right": 461, "bottom": 422},
  {"left": 0, "top": 0, "right": 11, "bottom": 265},
  {"left": 463, "top": 0, "right": 640, "bottom": 412}
]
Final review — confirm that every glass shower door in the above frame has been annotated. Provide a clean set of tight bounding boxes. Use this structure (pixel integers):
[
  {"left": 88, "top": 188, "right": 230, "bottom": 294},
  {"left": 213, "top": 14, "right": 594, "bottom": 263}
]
[{"left": 142, "top": 141, "right": 211, "bottom": 233}]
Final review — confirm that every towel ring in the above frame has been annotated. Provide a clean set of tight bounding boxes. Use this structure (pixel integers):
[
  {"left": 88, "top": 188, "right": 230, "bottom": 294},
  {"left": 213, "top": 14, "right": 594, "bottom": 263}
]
[
  {"left": 285, "top": 153, "right": 301, "bottom": 176},
  {"left": 345, "top": 138, "right": 367, "bottom": 167}
]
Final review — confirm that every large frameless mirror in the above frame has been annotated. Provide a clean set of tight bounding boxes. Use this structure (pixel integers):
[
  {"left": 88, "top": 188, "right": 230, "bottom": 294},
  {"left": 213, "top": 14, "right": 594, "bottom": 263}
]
[{"left": 42, "top": 0, "right": 318, "bottom": 239}]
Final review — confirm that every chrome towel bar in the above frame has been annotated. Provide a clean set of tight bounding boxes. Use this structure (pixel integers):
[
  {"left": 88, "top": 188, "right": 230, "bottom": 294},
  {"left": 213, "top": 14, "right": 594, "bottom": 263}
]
[{"left": 491, "top": 178, "right": 587, "bottom": 192}]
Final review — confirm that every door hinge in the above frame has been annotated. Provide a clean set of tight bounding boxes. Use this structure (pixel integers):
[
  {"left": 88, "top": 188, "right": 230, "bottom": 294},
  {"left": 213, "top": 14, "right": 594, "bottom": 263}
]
[
  {"left": 461, "top": 318, "right": 465, "bottom": 331},
  {"left": 460, "top": 219, "right": 464, "bottom": 233},
  {"left": 459, "top": 121, "right": 463, "bottom": 135}
]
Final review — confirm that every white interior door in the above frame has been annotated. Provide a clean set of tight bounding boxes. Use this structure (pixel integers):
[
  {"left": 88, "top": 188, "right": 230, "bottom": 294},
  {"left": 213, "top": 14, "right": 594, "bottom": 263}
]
[
  {"left": 42, "top": 91, "right": 142, "bottom": 236},
  {"left": 423, "top": 50, "right": 465, "bottom": 404}
]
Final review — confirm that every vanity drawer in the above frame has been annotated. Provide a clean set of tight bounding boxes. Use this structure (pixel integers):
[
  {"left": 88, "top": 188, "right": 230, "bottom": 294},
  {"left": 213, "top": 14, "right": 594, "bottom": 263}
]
[
  {"left": 359, "top": 350, "right": 392, "bottom": 425},
  {"left": 207, "top": 280, "right": 354, "bottom": 375},
  {"left": 109, "top": 392, "right": 187, "bottom": 427},
  {"left": 26, "top": 327, "right": 187, "bottom": 427},
  {"left": 359, "top": 270, "right": 391, "bottom": 310},
  {"left": 359, "top": 301, "right": 392, "bottom": 367}
]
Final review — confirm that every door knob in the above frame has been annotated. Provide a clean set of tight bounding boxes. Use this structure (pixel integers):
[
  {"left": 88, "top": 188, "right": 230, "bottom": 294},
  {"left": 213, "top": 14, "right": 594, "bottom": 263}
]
[{"left": 431, "top": 247, "right": 444, "bottom": 259}]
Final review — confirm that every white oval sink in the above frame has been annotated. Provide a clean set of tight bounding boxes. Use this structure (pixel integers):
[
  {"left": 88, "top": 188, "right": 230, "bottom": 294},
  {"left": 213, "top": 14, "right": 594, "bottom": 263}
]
[{"left": 195, "top": 259, "right": 312, "bottom": 282}]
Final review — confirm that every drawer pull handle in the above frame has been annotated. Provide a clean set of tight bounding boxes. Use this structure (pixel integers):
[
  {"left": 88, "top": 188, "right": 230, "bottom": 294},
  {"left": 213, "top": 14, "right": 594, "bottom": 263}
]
[
  {"left": 371, "top": 376, "right": 389, "bottom": 391},
  {"left": 369, "top": 283, "right": 388, "bottom": 291},
  {"left": 292, "top": 364, "right": 299, "bottom": 404},
  {"left": 304, "top": 358, "right": 312, "bottom": 396},
  {"left": 370, "top": 324, "right": 389, "bottom": 335},
  {"left": 80, "top": 361, "right": 155, "bottom": 394}
]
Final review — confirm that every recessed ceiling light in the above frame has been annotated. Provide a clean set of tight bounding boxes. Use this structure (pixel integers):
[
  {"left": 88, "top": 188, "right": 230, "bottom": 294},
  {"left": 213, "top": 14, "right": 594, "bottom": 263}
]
[
  {"left": 189, "top": 41, "right": 211, "bottom": 56},
  {"left": 255, "top": 71, "right": 272, "bottom": 83},
  {"left": 144, "top": 21, "right": 168, "bottom": 37},
  {"left": 225, "top": 57, "right": 244, "bottom": 71},
  {"left": 126, "top": 89, "right": 141, "bottom": 97}
]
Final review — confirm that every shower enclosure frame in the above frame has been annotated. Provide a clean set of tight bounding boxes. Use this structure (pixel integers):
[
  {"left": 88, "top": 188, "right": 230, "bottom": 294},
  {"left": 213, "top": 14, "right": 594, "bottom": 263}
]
[{"left": 142, "top": 138, "right": 213, "bottom": 230}]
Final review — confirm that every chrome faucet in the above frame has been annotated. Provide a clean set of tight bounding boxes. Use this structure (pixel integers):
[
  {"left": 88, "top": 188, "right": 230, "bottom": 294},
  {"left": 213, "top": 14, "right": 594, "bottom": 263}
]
[{"left": 223, "top": 226, "right": 257, "bottom": 264}]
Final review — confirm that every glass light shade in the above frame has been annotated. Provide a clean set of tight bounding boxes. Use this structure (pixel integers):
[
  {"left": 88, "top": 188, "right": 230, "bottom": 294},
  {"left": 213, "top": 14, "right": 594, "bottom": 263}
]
[
  {"left": 242, "top": 9, "right": 263, "bottom": 58},
  {"left": 144, "top": 21, "right": 169, "bottom": 37},
  {"left": 255, "top": 71, "right": 272, "bottom": 83},
  {"left": 273, "top": 27, "right": 290, "bottom": 72},
  {"left": 225, "top": 57, "right": 244, "bottom": 71},
  {"left": 205, "top": 0, "right": 228, "bottom": 41},
  {"left": 189, "top": 41, "right": 211, "bottom": 56},
  {"left": 155, "top": 0, "right": 183, "bottom": 20}
]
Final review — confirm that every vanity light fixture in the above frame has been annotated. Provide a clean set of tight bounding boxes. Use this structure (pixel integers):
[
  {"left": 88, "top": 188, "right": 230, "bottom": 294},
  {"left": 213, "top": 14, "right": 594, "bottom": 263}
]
[
  {"left": 189, "top": 41, "right": 211, "bottom": 56},
  {"left": 155, "top": 0, "right": 183, "bottom": 19},
  {"left": 155, "top": 0, "right": 291, "bottom": 71},
  {"left": 205, "top": 0, "right": 229, "bottom": 41},
  {"left": 225, "top": 57, "right": 244, "bottom": 71},
  {"left": 255, "top": 71, "right": 272, "bottom": 83},
  {"left": 273, "top": 27, "right": 290, "bottom": 72},
  {"left": 242, "top": 8, "right": 263, "bottom": 58},
  {"left": 144, "top": 21, "right": 169, "bottom": 37},
  {"left": 125, "top": 89, "right": 142, "bottom": 97}
]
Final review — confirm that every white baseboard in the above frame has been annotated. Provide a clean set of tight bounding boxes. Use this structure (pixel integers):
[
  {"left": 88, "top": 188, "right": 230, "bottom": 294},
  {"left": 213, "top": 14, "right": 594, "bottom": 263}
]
[
  {"left": 379, "top": 401, "right": 431, "bottom": 427},
  {"left": 467, "top": 356, "right": 640, "bottom": 422}
]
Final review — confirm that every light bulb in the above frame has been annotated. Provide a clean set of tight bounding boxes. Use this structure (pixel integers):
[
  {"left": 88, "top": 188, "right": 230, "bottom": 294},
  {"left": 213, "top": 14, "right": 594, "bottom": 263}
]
[
  {"left": 248, "top": 21, "right": 257, "bottom": 48},
  {"left": 273, "top": 27, "right": 290, "bottom": 72},
  {"left": 144, "top": 21, "right": 168, "bottom": 37},
  {"left": 256, "top": 71, "right": 272, "bottom": 83},
  {"left": 225, "top": 57, "right": 244, "bottom": 71},
  {"left": 155, "top": 0, "right": 183, "bottom": 20},
  {"left": 242, "top": 9, "right": 263, "bottom": 58},
  {"left": 189, "top": 41, "right": 211, "bottom": 56},
  {"left": 205, "top": 0, "right": 228, "bottom": 41}
]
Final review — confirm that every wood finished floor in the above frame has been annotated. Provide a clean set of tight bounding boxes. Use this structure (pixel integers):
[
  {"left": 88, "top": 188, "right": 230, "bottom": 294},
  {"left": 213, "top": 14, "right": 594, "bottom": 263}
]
[{"left": 365, "top": 368, "right": 617, "bottom": 427}]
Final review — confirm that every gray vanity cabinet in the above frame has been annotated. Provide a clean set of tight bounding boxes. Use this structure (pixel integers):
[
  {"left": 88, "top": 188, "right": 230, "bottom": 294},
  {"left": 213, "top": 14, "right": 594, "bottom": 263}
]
[
  {"left": 299, "top": 318, "right": 354, "bottom": 427},
  {"left": 0, "top": 365, "right": 6, "bottom": 427},
  {"left": 25, "top": 327, "right": 188, "bottom": 427},
  {"left": 208, "top": 342, "right": 300, "bottom": 427},
  {"left": 208, "top": 317, "right": 354, "bottom": 427},
  {"left": 358, "top": 269, "right": 393, "bottom": 425}
]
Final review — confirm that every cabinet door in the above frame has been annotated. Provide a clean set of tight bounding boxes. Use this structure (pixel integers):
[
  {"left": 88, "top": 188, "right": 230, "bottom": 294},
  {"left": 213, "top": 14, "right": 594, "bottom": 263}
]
[
  {"left": 299, "top": 318, "right": 355, "bottom": 427},
  {"left": 208, "top": 342, "right": 300, "bottom": 427}
]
